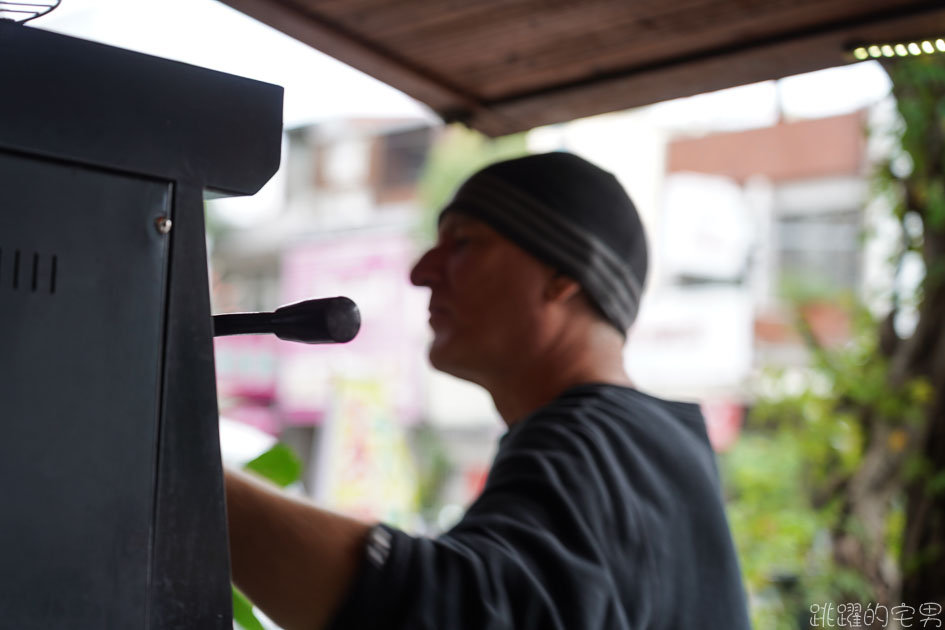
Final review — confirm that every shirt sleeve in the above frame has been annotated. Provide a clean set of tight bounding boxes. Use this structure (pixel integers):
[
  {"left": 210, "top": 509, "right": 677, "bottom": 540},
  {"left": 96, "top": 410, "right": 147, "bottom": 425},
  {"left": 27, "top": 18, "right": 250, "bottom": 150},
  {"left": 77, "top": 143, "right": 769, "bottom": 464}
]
[{"left": 326, "top": 417, "right": 638, "bottom": 630}]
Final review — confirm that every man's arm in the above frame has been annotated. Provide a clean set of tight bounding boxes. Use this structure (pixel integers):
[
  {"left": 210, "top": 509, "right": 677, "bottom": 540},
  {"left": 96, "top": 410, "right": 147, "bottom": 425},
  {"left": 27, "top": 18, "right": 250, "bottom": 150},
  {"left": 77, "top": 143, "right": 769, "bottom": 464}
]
[{"left": 225, "top": 468, "right": 373, "bottom": 630}]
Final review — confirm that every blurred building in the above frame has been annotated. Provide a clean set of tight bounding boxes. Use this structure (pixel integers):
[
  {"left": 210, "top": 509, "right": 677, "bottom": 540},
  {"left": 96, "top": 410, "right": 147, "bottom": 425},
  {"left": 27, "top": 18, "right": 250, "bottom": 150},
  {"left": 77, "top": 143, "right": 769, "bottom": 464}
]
[
  {"left": 665, "top": 111, "right": 867, "bottom": 360},
  {"left": 633, "top": 112, "right": 869, "bottom": 393}
]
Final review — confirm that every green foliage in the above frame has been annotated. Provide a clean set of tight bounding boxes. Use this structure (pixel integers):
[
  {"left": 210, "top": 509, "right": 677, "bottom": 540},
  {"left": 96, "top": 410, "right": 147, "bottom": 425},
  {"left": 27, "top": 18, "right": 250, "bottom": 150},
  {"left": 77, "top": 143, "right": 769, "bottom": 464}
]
[
  {"left": 877, "top": 56, "right": 945, "bottom": 235},
  {"left": 232, "top": 588, "right": 267, "bottom": 630},
  {"left": 723, "top": 428, "right": 870, "bottom": 630},
  {"left": 778, "top": 272, "right": 851, "bottom": 305},
  {"left": 415, "top": 125, "right": 528, "bottom": 243},
  {"left": 753, "top": 303, "right": 927, "bottom": 439},
  {"left": 233, "top": 443, "right": 304, "bottom": 630},
  {"left": 722, "top": 432, "right": 826, "bottom": 588},
  {"left": 903, "top": 541, "right": 943, "bottom": 577},
  {"left": 410, "top": 423, "right": 455, "bottom": 525},
  {"left": 244, "top": 443, "right": 303, "bottom": 488},
  {"left": 884, "top": 500, "right": 905, "bottom": 566},
  {"left": 723, "top": 302, "right": 930, "bottom": 627},
  {"left": 873, "top": 61, "right": 945, "bottom": 595}
]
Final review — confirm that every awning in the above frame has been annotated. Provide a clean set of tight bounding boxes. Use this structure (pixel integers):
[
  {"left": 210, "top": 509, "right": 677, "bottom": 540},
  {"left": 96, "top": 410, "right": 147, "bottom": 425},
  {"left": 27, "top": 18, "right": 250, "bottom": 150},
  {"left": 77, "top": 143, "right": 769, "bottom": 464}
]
[{"left": 220, "top": 0, "right": 945, "bottom": 136}]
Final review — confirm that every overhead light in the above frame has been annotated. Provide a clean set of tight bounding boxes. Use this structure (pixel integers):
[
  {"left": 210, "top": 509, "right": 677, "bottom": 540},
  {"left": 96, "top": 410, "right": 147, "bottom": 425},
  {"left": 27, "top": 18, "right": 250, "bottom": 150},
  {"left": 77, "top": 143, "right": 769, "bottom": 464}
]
[{"left": 848, "top": 38, "right": 945, "bottom": 61}]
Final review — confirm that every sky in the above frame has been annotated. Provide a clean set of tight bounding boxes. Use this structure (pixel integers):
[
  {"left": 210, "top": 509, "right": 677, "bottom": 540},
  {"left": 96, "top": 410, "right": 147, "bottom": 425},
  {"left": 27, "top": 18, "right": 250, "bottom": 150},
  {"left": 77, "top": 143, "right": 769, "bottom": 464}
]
[{"left": 32, "top": 0, "right": 891, "bottom": 131}]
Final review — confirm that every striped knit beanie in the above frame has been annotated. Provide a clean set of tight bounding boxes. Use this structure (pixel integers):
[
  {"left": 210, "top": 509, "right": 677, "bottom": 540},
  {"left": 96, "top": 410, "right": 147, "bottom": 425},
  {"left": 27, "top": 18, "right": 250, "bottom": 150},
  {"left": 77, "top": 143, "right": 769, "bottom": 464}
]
[{"left": 440, "top": 152, "right": 648, "bottom": 334}]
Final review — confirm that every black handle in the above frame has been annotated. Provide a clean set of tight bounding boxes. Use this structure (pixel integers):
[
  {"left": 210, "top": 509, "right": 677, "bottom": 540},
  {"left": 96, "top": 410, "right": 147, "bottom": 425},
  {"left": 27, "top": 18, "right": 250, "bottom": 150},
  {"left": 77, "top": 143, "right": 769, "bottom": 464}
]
[{"left": 213, "top": 297, "right": 361, "bottom": 344}]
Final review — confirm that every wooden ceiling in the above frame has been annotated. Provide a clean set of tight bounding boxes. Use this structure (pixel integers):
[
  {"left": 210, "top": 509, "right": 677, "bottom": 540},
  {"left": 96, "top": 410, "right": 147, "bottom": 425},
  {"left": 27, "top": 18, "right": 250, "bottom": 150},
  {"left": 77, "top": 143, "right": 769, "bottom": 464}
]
[{"left": 220, "top": 0, "right": 945, "bottom": 136}]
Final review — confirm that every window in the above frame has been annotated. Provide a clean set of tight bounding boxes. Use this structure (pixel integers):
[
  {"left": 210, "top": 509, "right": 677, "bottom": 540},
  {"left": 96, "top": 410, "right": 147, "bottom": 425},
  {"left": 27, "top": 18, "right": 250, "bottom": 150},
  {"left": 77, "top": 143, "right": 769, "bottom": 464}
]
[
  {"left": 777, "top": 209, "right": 861, "bottom": 297},
  {"left": 372, "top": 126, "right": 432, "bottom": 204}
]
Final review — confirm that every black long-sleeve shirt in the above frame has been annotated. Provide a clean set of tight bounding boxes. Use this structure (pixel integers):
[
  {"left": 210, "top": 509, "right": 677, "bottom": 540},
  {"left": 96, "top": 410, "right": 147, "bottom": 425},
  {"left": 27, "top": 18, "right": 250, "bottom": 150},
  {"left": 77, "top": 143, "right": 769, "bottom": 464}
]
[{"left": 328, "top": 384, "right": 751, "bottom": 630}]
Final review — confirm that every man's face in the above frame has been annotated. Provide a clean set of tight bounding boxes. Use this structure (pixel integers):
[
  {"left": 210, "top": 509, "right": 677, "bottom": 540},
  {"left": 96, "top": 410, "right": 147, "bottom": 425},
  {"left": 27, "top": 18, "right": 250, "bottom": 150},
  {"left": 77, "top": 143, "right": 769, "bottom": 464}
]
[{"left": 409, "top": 212, "right": 554, "bottom": 383}]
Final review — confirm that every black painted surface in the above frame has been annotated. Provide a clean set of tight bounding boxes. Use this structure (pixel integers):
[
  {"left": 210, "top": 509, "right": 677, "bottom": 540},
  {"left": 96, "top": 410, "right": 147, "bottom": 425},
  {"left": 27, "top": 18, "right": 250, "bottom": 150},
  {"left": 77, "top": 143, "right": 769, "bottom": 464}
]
[
  {"left": 0, "top": 20, "right": 282, "bottom": 629},
  {"left": 0, "top": 152, "right": 170, "bottom": 629},
  {"left": 149, "top": 183, "right": 231, "bottom": 630},
  {"left": 0, "top": 21, "right": 282, "bottom": 196}
]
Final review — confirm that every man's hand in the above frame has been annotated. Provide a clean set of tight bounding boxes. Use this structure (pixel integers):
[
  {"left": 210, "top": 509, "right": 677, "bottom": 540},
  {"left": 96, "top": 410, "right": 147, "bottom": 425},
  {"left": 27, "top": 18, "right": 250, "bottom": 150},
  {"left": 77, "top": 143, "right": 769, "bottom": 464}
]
[{"left": 225, "top": 468, "right": 374, "bottom": 630}]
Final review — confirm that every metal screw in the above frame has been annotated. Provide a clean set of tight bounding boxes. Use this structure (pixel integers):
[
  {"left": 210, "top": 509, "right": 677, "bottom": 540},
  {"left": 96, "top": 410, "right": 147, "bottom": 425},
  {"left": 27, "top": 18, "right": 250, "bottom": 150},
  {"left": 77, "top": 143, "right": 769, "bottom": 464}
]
[{"left": 155, "top": 216, "right": 173, "bottom": 235}]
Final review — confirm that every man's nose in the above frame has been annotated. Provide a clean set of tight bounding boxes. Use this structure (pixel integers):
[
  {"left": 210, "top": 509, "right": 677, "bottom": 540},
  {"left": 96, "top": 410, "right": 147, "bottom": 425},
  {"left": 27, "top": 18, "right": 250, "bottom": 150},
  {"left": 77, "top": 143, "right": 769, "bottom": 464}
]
[{"left": 409, "top": 246, "right": 442, "bottom": 288}]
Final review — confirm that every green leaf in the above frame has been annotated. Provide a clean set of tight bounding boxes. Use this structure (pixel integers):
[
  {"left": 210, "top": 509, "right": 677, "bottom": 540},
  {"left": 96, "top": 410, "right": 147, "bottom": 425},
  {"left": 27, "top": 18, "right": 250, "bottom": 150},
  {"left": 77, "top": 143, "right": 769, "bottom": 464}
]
[
  {"left": 926, "top": 177, "right": 945, "bottom": 231},
  {"left": 244, "top": 443, "right": 303, "bottom": 487},
  {"left": 232, "top": 587, "right": 266, "bottom": 630},
  {"left": 927, "top": 470, "right": 945, "bottom": 497}
]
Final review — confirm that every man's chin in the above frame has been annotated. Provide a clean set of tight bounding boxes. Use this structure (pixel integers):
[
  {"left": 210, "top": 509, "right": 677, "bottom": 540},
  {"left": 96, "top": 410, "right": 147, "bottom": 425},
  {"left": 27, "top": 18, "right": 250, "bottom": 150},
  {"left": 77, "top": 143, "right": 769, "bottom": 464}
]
[
  {"left": 427, "top": 342, "right": 454, "bottom": 373},
  {"left": 428, "top": 342, "right": 476, "bottom": 382}
]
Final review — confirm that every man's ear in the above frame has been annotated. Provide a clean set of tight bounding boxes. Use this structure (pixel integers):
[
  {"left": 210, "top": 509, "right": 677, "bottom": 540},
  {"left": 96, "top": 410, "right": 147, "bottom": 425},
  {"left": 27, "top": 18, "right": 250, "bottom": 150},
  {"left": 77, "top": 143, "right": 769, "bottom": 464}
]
[{"left": 543, "top": 272, "right": 581, "bottom": 304}]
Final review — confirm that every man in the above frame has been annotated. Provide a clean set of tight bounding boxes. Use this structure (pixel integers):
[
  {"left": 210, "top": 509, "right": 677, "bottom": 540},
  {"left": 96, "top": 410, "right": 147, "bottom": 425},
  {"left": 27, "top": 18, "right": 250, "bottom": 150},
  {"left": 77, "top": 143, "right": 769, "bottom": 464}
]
[{"left": 226, "top": 152, "right": 751, "bottom": 630}]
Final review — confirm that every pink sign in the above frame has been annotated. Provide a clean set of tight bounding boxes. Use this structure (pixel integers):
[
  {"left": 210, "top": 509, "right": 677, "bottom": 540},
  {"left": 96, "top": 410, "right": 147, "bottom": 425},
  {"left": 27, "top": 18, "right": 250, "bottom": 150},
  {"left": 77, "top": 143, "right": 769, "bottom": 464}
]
[
  {"left": 278, "top": 231, "right": 426, "bottom": 425},
  {"left": 700, "top": 400, "right": 744, "bottom": 452},
  {"left": 214, "top": 334, "right": 278, "bottom": 402}
]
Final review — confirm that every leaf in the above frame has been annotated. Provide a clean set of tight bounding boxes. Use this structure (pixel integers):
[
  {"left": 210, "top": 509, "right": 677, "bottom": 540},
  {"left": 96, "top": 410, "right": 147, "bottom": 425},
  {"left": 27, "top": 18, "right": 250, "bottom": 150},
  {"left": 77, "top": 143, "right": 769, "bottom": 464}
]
[
  {"left": 232, "top": 588, "right": 267, "bottom": 630},
  {"left": 926, "top": 177, "right": 945, "bottom": 231},
  {"left": 244, "top": 443, "right": 303, "bottom": 487},
  {"left": 927, "top": 470, "right": 945, "bottom": 497}
]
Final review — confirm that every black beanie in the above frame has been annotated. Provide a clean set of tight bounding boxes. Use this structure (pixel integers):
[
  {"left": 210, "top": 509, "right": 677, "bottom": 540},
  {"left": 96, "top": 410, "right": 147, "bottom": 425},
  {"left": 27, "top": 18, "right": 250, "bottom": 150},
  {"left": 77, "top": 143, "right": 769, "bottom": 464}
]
[{"left": 440, "top": 152, "right": 648, "bottom": 333}]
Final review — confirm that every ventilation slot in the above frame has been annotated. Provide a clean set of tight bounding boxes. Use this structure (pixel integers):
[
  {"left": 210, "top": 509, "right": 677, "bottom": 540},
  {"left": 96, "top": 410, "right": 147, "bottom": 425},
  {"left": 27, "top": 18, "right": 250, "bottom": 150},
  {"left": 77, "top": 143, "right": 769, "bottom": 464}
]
[
  {"left": 0, "top": 248, "right": 58, "bottom": 295},
  {"left": 50, "top": 255, "right": 57, "bottom": 294},
  {"left": 12, "top": 249, "right": 21, "bottom": 289},
  {"left": 31, "top": 253, "right": 39, "bottom": 292}
]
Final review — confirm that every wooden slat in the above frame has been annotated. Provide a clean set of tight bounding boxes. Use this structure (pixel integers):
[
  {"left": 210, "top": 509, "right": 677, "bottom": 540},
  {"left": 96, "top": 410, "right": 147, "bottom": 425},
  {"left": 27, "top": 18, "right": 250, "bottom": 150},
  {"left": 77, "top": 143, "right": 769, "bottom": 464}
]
[
  {"left": 306, "top": 0, "right": 920, "bottom": 98},
  {"left": 455, "top": 0, "right": 917, "bottom": 98},
  {"left": 477, "top": 6, "right": 945, "bottom": 135},
  {"left": 221, "top": 0, "right": 945, "bottom": 136}
]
